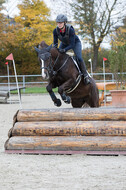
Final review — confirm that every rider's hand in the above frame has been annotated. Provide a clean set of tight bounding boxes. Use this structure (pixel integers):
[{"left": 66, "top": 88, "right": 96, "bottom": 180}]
[{"left": 59, "top": 49, "right": 66, "bottom": 53}]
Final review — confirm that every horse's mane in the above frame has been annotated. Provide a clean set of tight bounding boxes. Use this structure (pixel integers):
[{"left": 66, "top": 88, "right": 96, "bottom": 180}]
[
  {"left": 50, "top": 47, "right": 59, "bottom": 59},
  {"left": 50, "top": 47, "right": 69, "bottom": 61},
  {"left": 39, "top": 41, "right": 69, "bottom": 61}
]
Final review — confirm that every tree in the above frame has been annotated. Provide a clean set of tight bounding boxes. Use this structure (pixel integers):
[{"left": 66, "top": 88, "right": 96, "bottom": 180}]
[
  {"left": 0, "top": 0, "right": 6, "bottom": 44},
  {"left": 71, "top": 0, "right": 126, "bottom": 71},
  {"left": 111, "top": 17, "right": 126, "bottom": 48},
  {"left": 11, "top": 0, "right": 55, "bottom": 74},
  {"left": 109, "top": 17, "right": 126, "bottom": 88},
  {"left": 0, "top": 0, "right": 55, "bottom": 75},
  {"left": 108, "top": 45, "right": 126, "bottom": 89},
  {"left": 14, "top": 0, "right": 55, "bottom": 48},
  {"left": 0, "top": 0, "right": 5, "bottom": 7},
  {"left": 0, "top": 1, "right": 8, "bottom": 74}
]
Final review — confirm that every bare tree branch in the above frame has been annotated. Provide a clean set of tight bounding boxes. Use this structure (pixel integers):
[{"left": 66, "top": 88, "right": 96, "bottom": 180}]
[{"left": 70, "top": 0, "right": 125, "bottom": 70}]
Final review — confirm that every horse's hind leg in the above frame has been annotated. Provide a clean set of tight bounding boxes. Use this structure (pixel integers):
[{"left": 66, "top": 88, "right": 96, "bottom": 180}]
[
  {"left": 87, "top": 86, "right": 99, "bottom": 107},
  {"left": 60, "top": 92, "right": 71, "bottom": 104},
  {"left": 46, "top": 83, "right": 62, "bottom": 107},
  {"left": 58, "top": 79, "right": 74, "bottom": 104}
]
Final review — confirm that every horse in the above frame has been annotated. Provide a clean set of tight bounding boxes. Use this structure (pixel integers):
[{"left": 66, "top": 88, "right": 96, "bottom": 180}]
[{"left": 35, "top": 41, "right": 99, "bottom": 108}]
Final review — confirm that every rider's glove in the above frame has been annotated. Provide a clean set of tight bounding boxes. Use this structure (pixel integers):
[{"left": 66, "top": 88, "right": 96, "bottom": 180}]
[{"left": 59, "top": 49, "right": 66, "bottom": 53}]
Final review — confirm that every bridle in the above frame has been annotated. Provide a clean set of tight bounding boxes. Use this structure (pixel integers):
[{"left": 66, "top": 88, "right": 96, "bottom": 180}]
[{"left": 41, "top": 52, "right": 69, "bottom": 77}]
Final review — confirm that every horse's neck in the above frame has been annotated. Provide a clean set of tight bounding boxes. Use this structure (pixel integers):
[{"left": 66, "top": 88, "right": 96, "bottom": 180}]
[
  {"left": 51, "top": 49, "right": 60, "bottom": 65},
  {"left": 51, "top": 48, "right": 58, "bottom": 58},
  {"left": 51, "top": 48, "right": 69, "bottom": 68},
  {"left": 53, "top": 54, "right": 68, "bottom": 68}
]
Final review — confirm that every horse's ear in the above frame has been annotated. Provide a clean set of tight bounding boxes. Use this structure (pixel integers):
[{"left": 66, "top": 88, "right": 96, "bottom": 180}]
[
  {"left": 34, "top": 46, "right": 41, "bottom": 53},
  {"left": 46, "top": 44, "right": 52, "bottom": 52},
  {"left": 34, "top": 46, "right": 48, "bottom": 54}
]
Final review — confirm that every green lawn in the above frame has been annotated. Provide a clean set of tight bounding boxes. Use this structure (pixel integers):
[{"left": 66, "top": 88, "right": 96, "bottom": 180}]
[
  {"left": 11, "top": 86, "right": 58, "bottom": 94},
  {"left": 11, "top": 86, "right": 104, "bottom": 95}
]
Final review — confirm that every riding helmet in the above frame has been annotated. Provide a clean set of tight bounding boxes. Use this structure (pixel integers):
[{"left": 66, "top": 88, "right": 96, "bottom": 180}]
[{"left": 56, "top": 14, "right": 67, "bottom": 23}]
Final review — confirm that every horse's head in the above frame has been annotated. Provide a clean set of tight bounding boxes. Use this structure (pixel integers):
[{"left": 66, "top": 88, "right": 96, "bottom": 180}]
[
  {"left": 35, "top": 41, "right": 62, "bottom": 80},
  {"left": 35, "top": 41, "right": 52, "bottom": 80}
]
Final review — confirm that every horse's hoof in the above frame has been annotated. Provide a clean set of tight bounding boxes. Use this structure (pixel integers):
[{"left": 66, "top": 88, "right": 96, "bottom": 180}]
[
  {"left": 54, "top": 99, "right": 62, "bottom": 107},
  {"left": 64, "top": 96, "right": 71, "bottom": 104}
]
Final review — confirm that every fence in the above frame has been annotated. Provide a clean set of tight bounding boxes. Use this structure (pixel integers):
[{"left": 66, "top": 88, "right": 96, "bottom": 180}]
[
  {"left": 0, "top": 74, "right": 46, "bottom": 88},
  {"left": 0, "top": 72, "right": 126, "bottom": 88}
]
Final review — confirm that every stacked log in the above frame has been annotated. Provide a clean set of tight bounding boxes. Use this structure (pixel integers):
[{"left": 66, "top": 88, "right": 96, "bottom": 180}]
[{"left": 5, "top": 108, "right": 126, "bottom": 155}]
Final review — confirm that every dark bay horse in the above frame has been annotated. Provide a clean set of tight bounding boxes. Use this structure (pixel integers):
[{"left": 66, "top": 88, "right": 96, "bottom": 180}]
[{"left": 35, "top": 41, "right": 99, "bottom": 108}]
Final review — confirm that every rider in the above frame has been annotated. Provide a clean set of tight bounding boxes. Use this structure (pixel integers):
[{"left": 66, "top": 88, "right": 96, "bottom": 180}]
[{"left": 53, "top": 14, "right": 90, "bottom": 85}]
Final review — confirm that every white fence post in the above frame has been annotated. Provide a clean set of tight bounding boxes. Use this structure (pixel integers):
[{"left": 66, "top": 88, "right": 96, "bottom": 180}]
[{"left": 23, "top": 75, "right": 25, "bottom": 93}]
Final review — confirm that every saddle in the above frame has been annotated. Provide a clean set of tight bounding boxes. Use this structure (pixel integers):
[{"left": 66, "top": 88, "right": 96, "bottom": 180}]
[
  {"left": 66, "top": 52, "right": 81, "bottom": 72},
  {"left": 65, "top": 56, "right": 82, "bottom": 94}
]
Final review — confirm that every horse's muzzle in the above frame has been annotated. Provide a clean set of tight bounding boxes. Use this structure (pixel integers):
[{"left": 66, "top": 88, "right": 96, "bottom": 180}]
[{"left": 41, "top": 72, "right": 49, "bottom": 80}]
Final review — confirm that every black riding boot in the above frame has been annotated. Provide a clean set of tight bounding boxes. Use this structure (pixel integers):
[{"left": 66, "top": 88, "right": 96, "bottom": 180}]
[{"left": 80, "top": 61, "right": 90, "bottom": 85}]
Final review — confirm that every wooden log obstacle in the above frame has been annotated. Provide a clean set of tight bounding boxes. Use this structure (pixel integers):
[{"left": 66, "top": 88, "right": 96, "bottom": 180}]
[{"left": 4, "top": 108, "right": 126, "bottom": 155}]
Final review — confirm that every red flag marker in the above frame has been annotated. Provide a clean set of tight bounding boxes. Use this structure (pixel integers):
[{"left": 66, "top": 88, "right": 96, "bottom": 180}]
[
  {"left": 6, "top": 53, "right": 14, "bottom": 61},
  {"left": 5, "top": 62, "right": 8, "bottom": 65},
  {"left": 5, "top": 53, "right": 22, "bottom": 108},
  {"left": 103, "top": 57, "right": 107, "bottom": 61}
]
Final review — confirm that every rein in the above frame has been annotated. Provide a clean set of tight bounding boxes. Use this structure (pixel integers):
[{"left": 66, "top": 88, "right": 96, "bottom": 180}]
[
  {"left": 40, "top": 50, "right": 82, "bottom": 94},
  {"left": 41, "top": 53, "right": 69, "bottom": 77},
  {"left": 56, "top": 56, "right": 69, "bottom": 72}
]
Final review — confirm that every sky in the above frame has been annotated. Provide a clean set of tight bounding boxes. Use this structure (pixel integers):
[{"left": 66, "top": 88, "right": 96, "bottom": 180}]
[
  {"left": 2, "top": 0, "right": 21, "bottom": 17},
  {"left": 2, "top": 0, "right": 74, "bottom": 19},
  {"left": 43, "top": 0, "right": 75, "bottom": 20}
]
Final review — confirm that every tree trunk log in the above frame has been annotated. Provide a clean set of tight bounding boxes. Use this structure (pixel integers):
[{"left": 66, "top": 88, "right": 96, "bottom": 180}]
[
  {"left": 5, "top": 108, "right": 126, "bottom": 155},
  {"left": 5, "top": 136, "right": 126, "bottom": 151},
  {"left": 16, "top": 108, "right": 126, "bottom": 122},
  {"left": 10, "top": 121, "right": 126, "bottom": 137}
]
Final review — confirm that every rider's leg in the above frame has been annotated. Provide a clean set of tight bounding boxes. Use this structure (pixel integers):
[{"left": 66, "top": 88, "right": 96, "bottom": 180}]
[
  {"left": 73, "top": 41, "right": 90, "bottom": 85},
  {"left": 79, "top": 60, "right": 90, "bottom": 85}
]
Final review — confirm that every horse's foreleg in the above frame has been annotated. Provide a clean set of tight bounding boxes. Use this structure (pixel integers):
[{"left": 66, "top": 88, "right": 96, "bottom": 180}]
[{"left": 46, "top": 83, "right": 61, "bottom": 107}]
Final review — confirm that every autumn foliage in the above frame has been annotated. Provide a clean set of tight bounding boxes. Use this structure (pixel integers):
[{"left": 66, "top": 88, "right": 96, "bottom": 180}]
[{"left": 0, "top": 0, "right": 55, "bottom": 75}]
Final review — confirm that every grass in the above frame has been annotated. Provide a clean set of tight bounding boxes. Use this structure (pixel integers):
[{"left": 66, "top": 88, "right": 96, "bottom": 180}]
[
  {"left": 11, "top": 86, "right": 104, "bottom": 95},
  {"left": 11, "top": 86, "right": 58, "bottom": 94}
]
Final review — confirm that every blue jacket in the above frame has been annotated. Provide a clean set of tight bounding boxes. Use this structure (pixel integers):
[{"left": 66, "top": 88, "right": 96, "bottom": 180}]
[{"left": 53, "top": 24, "right": 80, "bottom": 52}]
